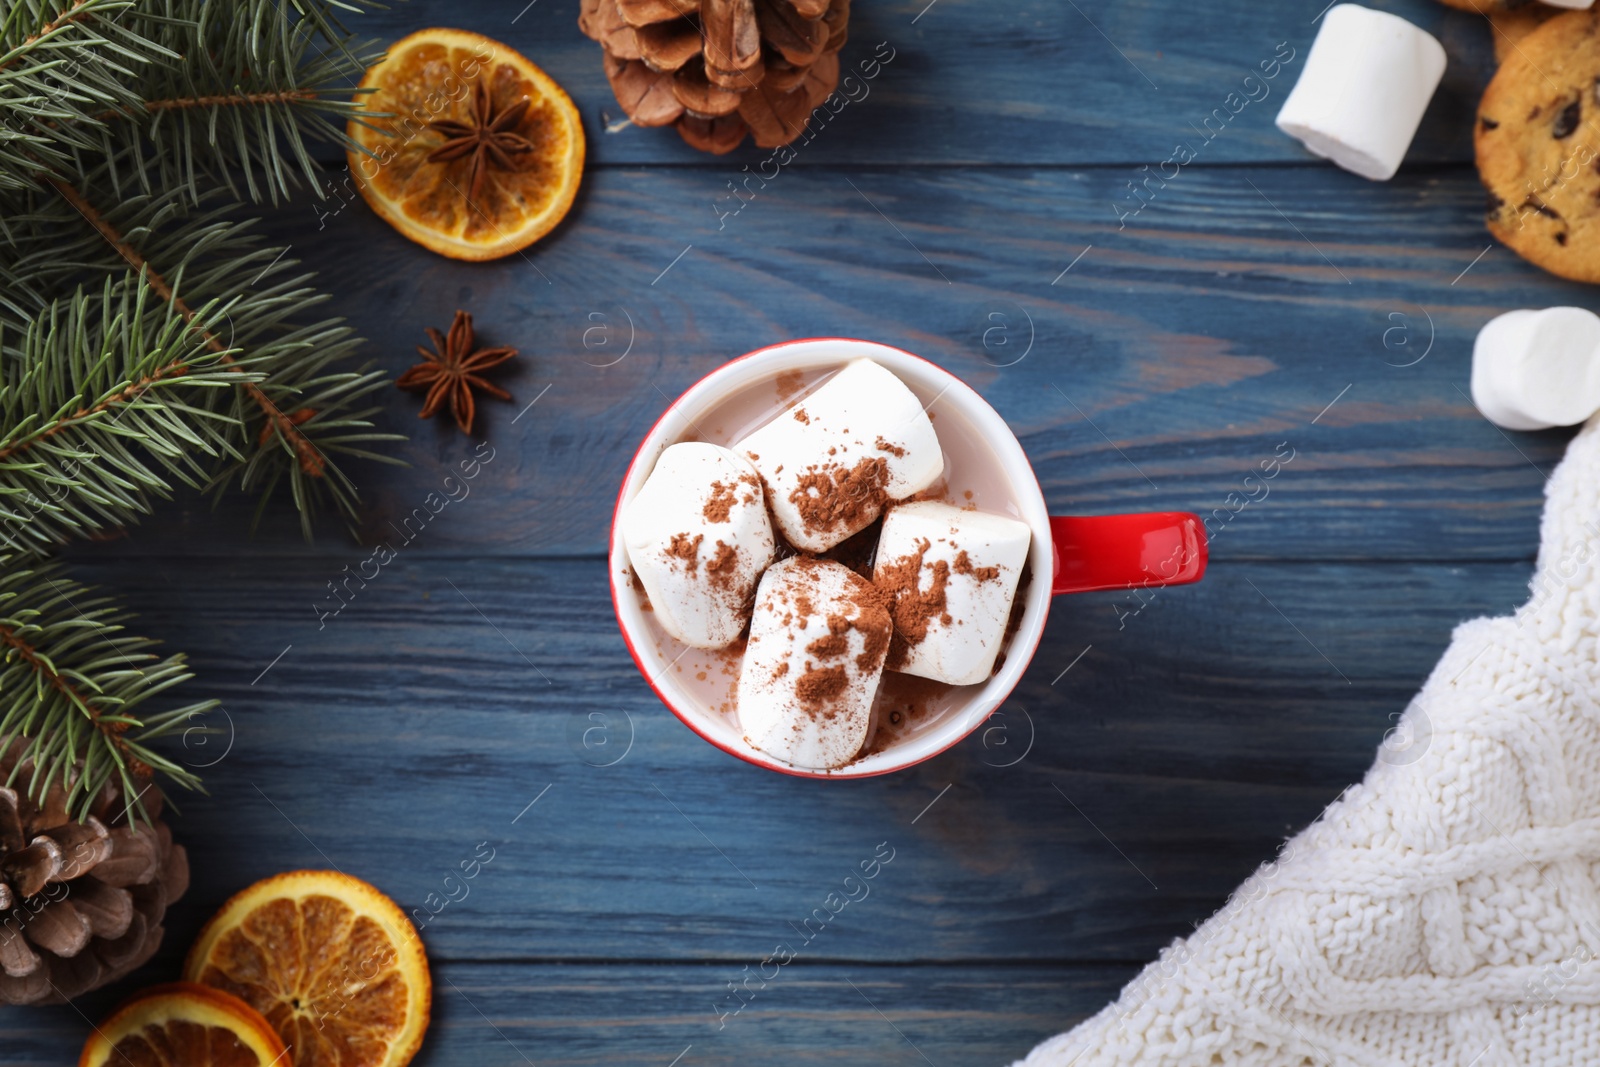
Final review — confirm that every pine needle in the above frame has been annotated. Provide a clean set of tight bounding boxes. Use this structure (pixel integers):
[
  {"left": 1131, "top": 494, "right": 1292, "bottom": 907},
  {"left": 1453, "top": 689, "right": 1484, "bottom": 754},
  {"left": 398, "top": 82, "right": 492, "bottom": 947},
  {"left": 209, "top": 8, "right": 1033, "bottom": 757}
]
[{"left": 0, "top": 0, "right": 406, "bottom": 811}]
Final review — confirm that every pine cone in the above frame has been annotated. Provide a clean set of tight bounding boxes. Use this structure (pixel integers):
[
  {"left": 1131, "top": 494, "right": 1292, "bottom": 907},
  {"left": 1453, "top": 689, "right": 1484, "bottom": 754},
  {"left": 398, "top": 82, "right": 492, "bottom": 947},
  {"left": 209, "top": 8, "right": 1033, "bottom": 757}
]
[
  {"left": 580, "top": 0, "right": 848, "bottom": 154},
  {"left": 0, "top": 744, "right": 188, "bottom": 1005}
]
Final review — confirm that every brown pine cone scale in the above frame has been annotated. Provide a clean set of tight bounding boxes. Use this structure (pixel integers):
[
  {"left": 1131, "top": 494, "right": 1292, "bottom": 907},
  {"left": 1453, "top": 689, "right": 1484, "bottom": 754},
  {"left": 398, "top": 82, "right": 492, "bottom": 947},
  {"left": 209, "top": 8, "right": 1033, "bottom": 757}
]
[
  {"left": 582, "top": 0, "right": 847, "bottom": 154},
  {"left": 0, "top": 744, "right": 187, "bottom": 1005}
]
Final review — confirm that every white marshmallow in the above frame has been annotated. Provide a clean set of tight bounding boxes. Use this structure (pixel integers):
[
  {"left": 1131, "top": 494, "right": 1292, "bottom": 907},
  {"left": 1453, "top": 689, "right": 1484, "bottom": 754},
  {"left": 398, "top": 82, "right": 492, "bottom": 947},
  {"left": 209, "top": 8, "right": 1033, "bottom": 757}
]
[
  {"left": 737, "top": 557, "right": 892, "bottom": 770},
  {"left": 734, "top": 359, "right": 943, "bottom": 552},
  {"left": 1274, "top": 6, "right": 1446, "bottom": 182},
  {"left": 622, "top": 443, "right": 775, "bottom": 649},
  {"left": 1539, "top": 0, "right": 1593, "bottom": 9},
  {"left": 1471, "top": 308, "right": 1600, "bottom": 431},
  {"left": 874, "top": 502, "right": 1031, "bottom": 687}
]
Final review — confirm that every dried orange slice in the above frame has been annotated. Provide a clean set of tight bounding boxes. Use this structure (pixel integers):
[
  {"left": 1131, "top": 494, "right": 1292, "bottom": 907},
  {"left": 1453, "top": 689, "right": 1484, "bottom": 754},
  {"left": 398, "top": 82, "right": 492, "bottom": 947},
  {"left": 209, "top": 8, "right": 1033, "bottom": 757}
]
[
  {"left": 347, "top": 28, "right": 584, "bottom": 261},
  {"left": 185, "top": 871, "right": 430, "bottom": 1067},
  {"left": 79, "top": 982, "right": 288, "bottom": 1067}
]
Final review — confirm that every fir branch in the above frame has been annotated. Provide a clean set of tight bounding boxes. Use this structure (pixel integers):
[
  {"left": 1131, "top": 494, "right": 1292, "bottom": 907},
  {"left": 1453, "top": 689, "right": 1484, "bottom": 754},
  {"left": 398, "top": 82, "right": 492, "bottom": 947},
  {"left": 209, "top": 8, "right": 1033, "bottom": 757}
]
[
  {"left": 0, "top": 0, "right": 100, "bottom": 51},
  {"left": 0, "top": 0, "right": 407, "bottom": 817},
  {"left": 82, "top": 185, "right": 405, "bottom": 538},
  {"left": 0, "top": 0, "right": 172, "bottom": 191},
  {"left": 3, "top": 2, "right": 389, "bottom": 202},
  {"left": 48, "top": 174, "right": 332, "bottom": 476},
  {"left": 0, "top": 272, "right": 251, "bottom": 551},
  {"left": 1, "top": 171, "right": 405, "bottom": 538},
  {"left": 0, "top": 552, "right": 212, "bottom": 823},
  {"left": 103, "top": 1, "right": 386, "bottom": 204}
]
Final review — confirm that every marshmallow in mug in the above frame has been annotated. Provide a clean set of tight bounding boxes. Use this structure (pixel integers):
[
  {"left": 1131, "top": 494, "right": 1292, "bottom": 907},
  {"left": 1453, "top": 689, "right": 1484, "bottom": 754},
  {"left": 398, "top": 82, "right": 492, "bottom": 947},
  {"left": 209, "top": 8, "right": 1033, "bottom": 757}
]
[
  {"left": 875, "top": 502, "right": 1032, "bottom": 687},
  {"left": 1275, "top": 5, "right": 1446, "bottom": 181},
  {"left": 1471, "top": 308, "right": 1600, "bottom": 431},
  {"left": 736, "top": 359, "right": 944, "bottom": 552},
  {"left": 737, "top": 557, "right": 893, "bottom": 770},
  {"left": 621, "top": 442, "right": 776, "bottom": 649}
]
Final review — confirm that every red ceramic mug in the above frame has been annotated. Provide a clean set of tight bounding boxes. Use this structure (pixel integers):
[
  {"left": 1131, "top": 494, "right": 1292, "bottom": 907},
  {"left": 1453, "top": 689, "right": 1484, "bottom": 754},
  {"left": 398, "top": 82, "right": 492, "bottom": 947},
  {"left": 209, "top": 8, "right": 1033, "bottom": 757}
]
[{"left": 609, "top": 339, "right": 1206, "bottom": 777}]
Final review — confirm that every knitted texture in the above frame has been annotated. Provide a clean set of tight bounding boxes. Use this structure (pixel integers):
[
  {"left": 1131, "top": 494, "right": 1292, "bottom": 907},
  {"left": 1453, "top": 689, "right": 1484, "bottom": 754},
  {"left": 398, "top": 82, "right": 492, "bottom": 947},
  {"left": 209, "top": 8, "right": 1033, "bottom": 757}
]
[{"left": 1015, "top": 415, "right": 1600, "bottom": 1067}]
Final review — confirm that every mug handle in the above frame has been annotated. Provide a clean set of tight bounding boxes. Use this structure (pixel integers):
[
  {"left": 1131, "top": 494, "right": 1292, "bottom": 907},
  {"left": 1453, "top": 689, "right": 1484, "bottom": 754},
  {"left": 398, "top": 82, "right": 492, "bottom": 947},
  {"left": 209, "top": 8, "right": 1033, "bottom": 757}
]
[{"left": 1049, "top": 512, "right": 1208, "bottom": 596}]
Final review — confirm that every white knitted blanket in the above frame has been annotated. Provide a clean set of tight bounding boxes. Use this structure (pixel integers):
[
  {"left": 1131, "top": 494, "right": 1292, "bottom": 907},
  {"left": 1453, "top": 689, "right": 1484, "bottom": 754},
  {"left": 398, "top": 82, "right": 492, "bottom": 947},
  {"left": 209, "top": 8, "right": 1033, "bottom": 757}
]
[{"left": 1015, "top": 415, "right": 1600, "bottom": 1067}]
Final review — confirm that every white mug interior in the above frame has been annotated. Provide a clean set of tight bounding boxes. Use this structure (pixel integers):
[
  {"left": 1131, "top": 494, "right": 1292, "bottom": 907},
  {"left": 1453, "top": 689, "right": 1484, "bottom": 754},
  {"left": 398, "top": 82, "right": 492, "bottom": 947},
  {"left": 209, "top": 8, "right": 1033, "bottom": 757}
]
[{"left": 609, "top": 338, "right": 1054, "bottom": 777}]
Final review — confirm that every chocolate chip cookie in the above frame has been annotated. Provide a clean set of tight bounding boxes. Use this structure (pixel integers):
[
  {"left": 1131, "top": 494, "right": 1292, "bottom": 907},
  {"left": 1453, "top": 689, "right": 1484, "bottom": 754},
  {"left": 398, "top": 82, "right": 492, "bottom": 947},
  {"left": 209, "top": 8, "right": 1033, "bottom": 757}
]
[
  {"left": 1477, "top": 12, "right": 1600, "bottom": 283},
  {"left": 1490, "top": 5, "right": 1559, "bottom": 64}
]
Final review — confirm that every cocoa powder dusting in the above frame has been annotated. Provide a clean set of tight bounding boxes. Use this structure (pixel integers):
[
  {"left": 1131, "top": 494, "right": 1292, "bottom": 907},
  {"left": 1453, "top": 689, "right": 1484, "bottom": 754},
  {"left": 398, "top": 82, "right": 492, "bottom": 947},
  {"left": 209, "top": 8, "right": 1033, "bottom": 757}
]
[
  {"left": 703, "top": 481, "right": 737, "bottom": 523},
  {"left": 775, "top": 369, "right": 806, "bottom": 401},
  {"left": 795, "top": 665, "right": 847, "bottom": 711},
  {"left": 739, "top": 472, "right": 761, "bottom": 504},
  {"left": 806, "top": 629, "right": 850, "bottom": 660},
  {"left": 953, "top": 550, "right": 1000, "bottom": 583},
  {"left": 789, "top": 456, "right": 890, "bottom": 536},
  {"left": 712, "top": 636, "right": 749, "bottom": 686},
  {"left": 665, "top": 532, "right": 703, "bottom": 573},
  {"left": 875, "top": 538, "right": 951, "bottom": 670},
  {"left": 875, "top": 435, "right": 907, "bottom": 458},
  {"left": 851, "top": 582, "right": 893, "bottom": 674},
  {"left": 705, "top": 540, "right": 739, "bottom": 589},
  {"left": 992, "top": 562, "right": 1033, "bottom": 677},
  {"left": 793, "top": 407, "right": 811, "bottom": 425},
  {"left": 764, "top": 561, "right": 895, "bottom": 719},
  {"left": 795, "top": 577, "right": 892, "bottom": 678},
  {"left": 629, "top": 568, "right": 654, "bottom": 612}
]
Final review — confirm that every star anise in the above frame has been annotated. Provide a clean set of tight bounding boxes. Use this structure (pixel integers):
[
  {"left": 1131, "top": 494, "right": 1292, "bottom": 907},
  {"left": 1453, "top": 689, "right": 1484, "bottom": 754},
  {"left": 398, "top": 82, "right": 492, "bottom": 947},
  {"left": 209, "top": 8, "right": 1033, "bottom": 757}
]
[
  {"left": 397, "top": 310, "right": 516, "bottom": 434},
  {"left": 427, "top": 81, "right": 536, "bottom": 205}
]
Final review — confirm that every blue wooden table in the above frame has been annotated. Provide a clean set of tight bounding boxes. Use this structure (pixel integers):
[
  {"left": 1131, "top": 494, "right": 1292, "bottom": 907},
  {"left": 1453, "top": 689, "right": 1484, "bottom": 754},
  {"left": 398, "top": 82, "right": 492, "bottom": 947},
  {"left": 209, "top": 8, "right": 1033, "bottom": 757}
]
[{"left": 1, "top": 1, "right": 1579, "bottom": 1063}]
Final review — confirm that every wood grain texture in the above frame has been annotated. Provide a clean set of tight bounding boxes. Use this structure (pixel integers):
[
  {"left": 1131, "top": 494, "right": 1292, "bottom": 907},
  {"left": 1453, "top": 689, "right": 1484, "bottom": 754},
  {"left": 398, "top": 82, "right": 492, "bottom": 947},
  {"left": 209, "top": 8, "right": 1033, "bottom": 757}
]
[
  {"left": 4, "top": 962, "right": 1143, "bottom": 1067},
  {"left": 85, "top": 162, "right": 1575, "bottom": 561},
  {"left": 0, "top": 0, "right": 1571, "bottom": 1062},
  {"left": 340, "top": 0, "right": 1496, "bottom": 166},
  {"left": 26, "top": 557, "right": 1531, "bottom": 966},
  {"left": 0, "top": 552, "right": 1533, "bottom": 1060}
]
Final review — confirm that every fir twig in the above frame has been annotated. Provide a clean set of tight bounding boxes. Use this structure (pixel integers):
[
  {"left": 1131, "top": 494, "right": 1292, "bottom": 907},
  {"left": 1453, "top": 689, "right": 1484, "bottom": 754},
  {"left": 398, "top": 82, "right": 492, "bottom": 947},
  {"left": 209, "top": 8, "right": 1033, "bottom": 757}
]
[
  {"left": 0, "top": 1, "right": 172, "bottom": 191},
  {"left": 137, "top": 89, "right": 319, "bottom": 112},
  {"left": 0, "top": 553, "right": 213, "bottom": 824},
  {"left": 0, "top": 0, "right": 407, "bottom": 814},
  {"left": 103, "top": 1, "right": 386, "bottom": 204},
  {"left": 0, "top": 272, "right": 251, "bottom": 551},
  {"left": 48, "top": 174, "right": 330, "bottom": 476},
  {"left": 3, "top": 173, "right": 408, "bottom": 537}
]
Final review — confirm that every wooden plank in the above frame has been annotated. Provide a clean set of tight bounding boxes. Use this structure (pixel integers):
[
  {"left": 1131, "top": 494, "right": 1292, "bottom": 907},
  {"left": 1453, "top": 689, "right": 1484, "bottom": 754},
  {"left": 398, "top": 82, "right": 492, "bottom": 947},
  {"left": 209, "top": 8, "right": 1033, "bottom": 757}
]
[
  {"left": 0, "top": 961, "right": 1141, "bottom": 1067},
  {"left": 0, "top": 2, "right": 1547, "bottom": 1061},
  {"left": 90, "top": 164, "right": 1570, "bottom": 562},
  {"left": 29, "top": 556, "right": 1532, "bottom": 969},
  {"left": 332, "top": 0, "right": 1496, "bottom": 167}
]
